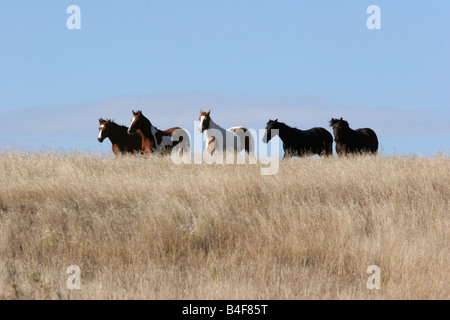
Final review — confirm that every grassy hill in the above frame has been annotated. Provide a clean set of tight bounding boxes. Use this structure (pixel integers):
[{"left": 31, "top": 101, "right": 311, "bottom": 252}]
[{"left": 0, "top": 152, "right": 448, "bottom": 299}]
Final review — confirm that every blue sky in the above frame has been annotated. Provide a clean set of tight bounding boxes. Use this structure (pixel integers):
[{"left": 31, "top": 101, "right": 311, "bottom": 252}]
[{"left": 0, "top": 1, "right": 448, "bottom": 155}]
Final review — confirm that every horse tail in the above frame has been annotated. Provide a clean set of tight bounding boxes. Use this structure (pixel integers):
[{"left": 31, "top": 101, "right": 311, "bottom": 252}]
[
  {"left": 326, "top": 141, "right": 333, "bottom": 156},
  {"left": 371, "top": 132, "right": 379, "bottom": 154},
  {"left": 365, "top": 128, "right": 379, "bottom": 155},
  {"left": 241, "top": 128, "right": 255, "bottom": 156},
  {"left": 177, "top": 128, "right": 191, "bottom": 149},
  {"left": 324, "top": 129, "right": 334, "bottom": 156},
  {"left": 244, "top": 129, "right": 255, "bottom": 156}
]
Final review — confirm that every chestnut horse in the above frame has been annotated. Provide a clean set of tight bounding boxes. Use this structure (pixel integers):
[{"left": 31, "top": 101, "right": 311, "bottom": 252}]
[
  {"left": 127, "top": 110, "right": 189, "bottom": 154},
  {"left": 98, "top": 118, "right": 142, "bottom": 155},
  {"left": 262, "top": 119, "right": 333, "bottom": 158},
  {"left": 329, "top": 117, "right": 378, "bottom": 156}
]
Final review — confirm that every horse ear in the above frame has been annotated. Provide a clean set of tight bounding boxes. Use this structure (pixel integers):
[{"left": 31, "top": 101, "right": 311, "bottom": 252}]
[
  {"left": 98, "top": 118, "right": 103, "bottom": 124},
  {"left": 275, "top": 119, "right": 278, "bottom": 122},
  {"left": 340, "top": 117, "right": 343, "bottom": 121},
  {"left": 106, "top": 119, "right": 111, "bottom": 123},
  {"left": 137, "top": 110, "right": 142, "bottom": 115},
  {"left": 206, "top": 109, "right": 211, "bottom": 115},
  {"left": 132, "top": 110, "right": 136, "bottom": 116}
]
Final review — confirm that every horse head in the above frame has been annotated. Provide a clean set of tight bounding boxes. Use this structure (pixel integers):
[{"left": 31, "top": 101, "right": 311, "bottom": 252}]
[
  {"left": 329, "top": 117, "right": 349, "bottom": 142},
  {"left": 128, "top": 110, "right": 143, "bottom": 135},
  {"left": 262, "top": 119, "right": 279, "bottom": 143},
  {"left": 198, "top": 109, "right": 211, "bottom": 133},
  {"left": 98, "top": 118, "right": 111, "bottom": 142}
]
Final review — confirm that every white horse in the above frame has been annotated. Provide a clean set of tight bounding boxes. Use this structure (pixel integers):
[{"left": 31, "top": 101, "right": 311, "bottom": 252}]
[{"left": 198, "top": 109, "right": 254, "bottom": 158}]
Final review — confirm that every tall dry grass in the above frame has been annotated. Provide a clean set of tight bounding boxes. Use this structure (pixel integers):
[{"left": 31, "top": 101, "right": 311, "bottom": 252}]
[{"left": 0, "top": 151, "right": 448, "bottom": 299}]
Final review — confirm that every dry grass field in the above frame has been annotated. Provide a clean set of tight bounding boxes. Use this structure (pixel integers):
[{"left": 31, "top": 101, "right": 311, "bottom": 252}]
[{"left": 0, "top": 151, "right": 448, "bottom": 300}]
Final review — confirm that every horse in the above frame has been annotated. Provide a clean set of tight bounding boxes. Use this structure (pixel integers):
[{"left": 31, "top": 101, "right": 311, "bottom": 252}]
[
  {"left": 98, "top": 118, "right": 142, "bottom": 155},
  {"left": 329, "top": 117, "right": 378, "bottom": 156},
  {"left": 262, "top": 119, "right": 333, "bottom": 158},
  {"left": 198, "top": 109, "right": 254, "bottom": 157},
  {"left": 127, "top": 110, "right": 189, "bottom": 154}
]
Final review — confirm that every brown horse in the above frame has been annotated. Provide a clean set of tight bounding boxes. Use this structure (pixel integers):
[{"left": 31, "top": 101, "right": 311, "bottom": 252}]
[
  {"left": 127, "top": 110, "right": 189, "bottom": 154},
  {"left": 329, "top": 118, "right": 378, "bottom": 156},
  {"left": 98, "top": 118, "right": 142, "bottom": 155}
]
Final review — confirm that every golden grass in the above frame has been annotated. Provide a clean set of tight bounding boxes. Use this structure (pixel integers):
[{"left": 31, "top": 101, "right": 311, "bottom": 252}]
[{"left": 0, "top": 151, "right": 448, "bottom": 299}]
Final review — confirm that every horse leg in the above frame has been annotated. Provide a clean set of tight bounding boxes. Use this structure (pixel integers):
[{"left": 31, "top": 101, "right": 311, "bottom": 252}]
[
  {"left": 112, "top": 144, "right": 120, "bottom": 156},
  {"left": 336, "top": 144, "right": 346, "bottom": 158},
  {"left": 207, "top": 137, "right": 216, "bottom": 156},
  {"left": 319, "top": 148, "right": 328, "bottom": 157},
  {"left": 326, "top": 141, "right": 333, "bottom": 157},
  {"left": 283, "top": 148, "right": 293, "bottom": 159},
  {"left": 244, "top": 135, "right": 251, "bottom": 156}
]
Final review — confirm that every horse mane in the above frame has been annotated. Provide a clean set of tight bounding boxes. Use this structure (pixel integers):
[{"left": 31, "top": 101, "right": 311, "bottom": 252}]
[
  {"left": 285, "top": 122, "right": 298, "bottom": 130},
  {"left": 135, "top": 112, "right": 162, "bottom": 134},
  {"left": 269, "top": 120, "right": 298, "bottom": 131},
  {"left": 139, "top": 112, "right": 154, "bottom": 128},
  {"left": 102, "top": 119, "right": 129, "bottom": 130},
  {"left": 329, "top": 118, "right": 339, "bottom": 126},
  {"left": 329, "top": 118, "right": 349, "bottom": 127},
  {"left": 112, "top": 121, "right": 130, "bottom": 130}
]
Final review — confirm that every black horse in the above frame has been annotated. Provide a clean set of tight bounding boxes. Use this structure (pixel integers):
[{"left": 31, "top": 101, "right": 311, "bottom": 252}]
[
  {"left": 329, "top": 118, "right": 378, "bottom": 156},
  {"left": 262, "top": 119, "right": 333, "bottom": 158}
]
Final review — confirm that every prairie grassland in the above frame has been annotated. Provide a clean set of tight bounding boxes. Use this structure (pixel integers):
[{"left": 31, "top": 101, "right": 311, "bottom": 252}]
[{"left": 0, "top": 151, "right": 448, "bottom": 300}]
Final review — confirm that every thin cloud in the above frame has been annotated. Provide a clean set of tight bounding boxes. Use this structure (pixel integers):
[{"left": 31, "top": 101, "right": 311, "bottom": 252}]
[{"left": 0, "top": 94, "right": 448, "bottom": 153}]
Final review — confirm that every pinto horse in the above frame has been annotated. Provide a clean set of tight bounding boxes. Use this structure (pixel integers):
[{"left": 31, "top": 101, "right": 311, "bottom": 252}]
[
  {"left": 198, "top": 109, "right": 254, "bottom": 157},
  {"left": 98, "top": 118, "right": 142, "bottom": 155},
  {"left": 329, "top": 117, "right": 378, "bottom": 156},
  {"left": 127, "top": 110, "right": 189, "bottom": 154},
  {"left": 262, "top": 119, "right": 333, "bottom": 158}
]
